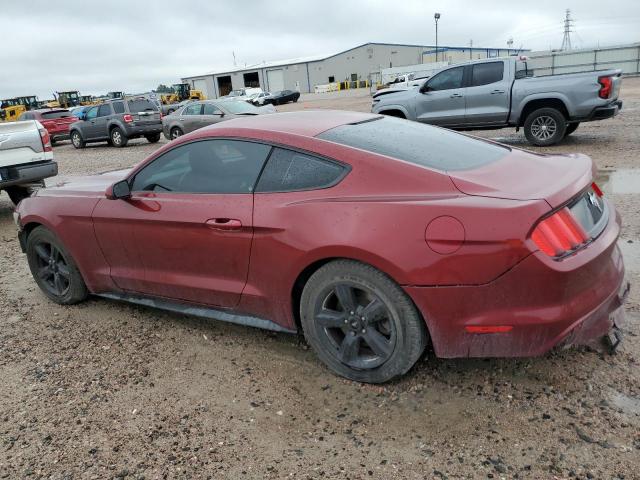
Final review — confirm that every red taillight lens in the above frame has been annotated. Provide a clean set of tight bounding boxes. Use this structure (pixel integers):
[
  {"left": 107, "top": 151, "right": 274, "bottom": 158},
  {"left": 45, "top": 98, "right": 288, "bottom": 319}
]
[
  {"left": 39, "top": 128, "right": 52, "bottom": 152},
  {"left": 123, "top": 114, "right": 133, "bottom": 123},
  {"left": 598, "top": 76, "right": 612, "bottom": 99},
  {"left": 591, "top": 181, "right": 603, "bottom": 197},
  {"left": 531, "top": 207, "right": 588, "bottom": 257}
]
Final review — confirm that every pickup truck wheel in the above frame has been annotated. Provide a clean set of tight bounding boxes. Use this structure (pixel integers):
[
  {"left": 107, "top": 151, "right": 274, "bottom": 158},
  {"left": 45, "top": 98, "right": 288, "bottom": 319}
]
[
  {"left": 110, "top": 127, "right": 128, "bottom": 148},
  {"left": 5, "top": 185, "right": 37, "bottom": 205},
  {"left": 145, "top": 133, "right": 161, "bottom": 143},
  {"left": 300, "top": 260, "right": 427, "bottom": 383},
  {"left": 524, "top": 108, "right": 567, "bottom": 146},
  {"left": 70, "top": 130, "right": 85, "bottom": 149},
  {"left": 564, "top": 122, "right": 580, "bottom": 137},
  {"left": 26, "top": 226, "right": 88, "bottom": 305}
]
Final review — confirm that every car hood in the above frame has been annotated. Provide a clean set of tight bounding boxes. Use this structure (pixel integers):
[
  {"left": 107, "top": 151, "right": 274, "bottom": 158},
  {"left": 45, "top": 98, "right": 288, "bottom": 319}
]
[
  {"left": 41, "top": 169, "right": 131, "bottom": 196},
  {"left": 448, "top": 148, "right": 594, "bottom": 208}
]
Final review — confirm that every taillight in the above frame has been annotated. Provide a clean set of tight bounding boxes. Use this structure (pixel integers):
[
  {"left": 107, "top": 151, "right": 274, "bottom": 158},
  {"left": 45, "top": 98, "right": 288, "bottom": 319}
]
[
  {"left": 531, "top": 207, "right": 588, "bottom": 257},
  {"left": 591, "top": 181, "right": 603, "bottom": 197},
  {"left": 39, "top": 128, "right": 52, "bottom": 152},
  {"left": 598, "top": 76, "right": 612, "bottom": 99},
  {"left": 123, "top": 114, "right": 133, "bottom": 123}
]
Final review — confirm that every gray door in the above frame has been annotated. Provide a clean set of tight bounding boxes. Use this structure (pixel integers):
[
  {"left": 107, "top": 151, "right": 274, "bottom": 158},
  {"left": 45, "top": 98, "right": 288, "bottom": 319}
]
[
  {"left": 464, "top": 61, "right": 511, "bottom": 126},
  {"left": 179, "top": 103, "right": 204, "bottom": 133},
  {"left": 415, "top": 66, "right": 466, "bottom": 126},
  {"left": 83, "top": 106, "right": 100, "bottom": 139},
  {"left": 93, "top": 104, "right": 112, "bottom": 139},
  {"left": 200, "top": 103, "right": 226, "bottom": 128}
]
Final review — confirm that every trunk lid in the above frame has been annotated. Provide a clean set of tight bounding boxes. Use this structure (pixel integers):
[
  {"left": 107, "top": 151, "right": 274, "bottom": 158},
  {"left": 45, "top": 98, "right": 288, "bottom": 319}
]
[{"left": 447, "top": 148, "right": 594, "bottom": 208}]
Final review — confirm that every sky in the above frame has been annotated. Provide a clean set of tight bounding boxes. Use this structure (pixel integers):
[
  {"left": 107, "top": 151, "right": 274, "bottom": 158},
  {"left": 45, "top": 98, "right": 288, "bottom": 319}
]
[{"left": 2, "top": 0, "right": 638, "bottom": 99}]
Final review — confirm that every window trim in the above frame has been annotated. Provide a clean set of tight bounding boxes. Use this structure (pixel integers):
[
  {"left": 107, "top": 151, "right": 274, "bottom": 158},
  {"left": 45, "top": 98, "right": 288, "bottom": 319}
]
[{"left": 126, "top": 137, "right": 351, "bottom": 195}]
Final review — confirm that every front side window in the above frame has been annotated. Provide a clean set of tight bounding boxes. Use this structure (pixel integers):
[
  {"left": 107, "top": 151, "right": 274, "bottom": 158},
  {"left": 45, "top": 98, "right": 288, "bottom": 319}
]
[
  {"left": 256, "top": 148, "right": 347, "bottom": 192},
  {"left": 427, "top": 67, "right": 464, "bottom": 91},
  {"left": 97, "top": 104, "right": 112, "bottom": 117},
  {"left": 131, "top": 140, "right": 271, "bottom": 194},
  {"left": 183, "top": 103, "right": 202, "bottom": 115},
  {"left": 86, "top": 107, "right": 98, "bottom": 120},
  {"left": 471, "top": 62, "right": 504, "bottom": 86}
]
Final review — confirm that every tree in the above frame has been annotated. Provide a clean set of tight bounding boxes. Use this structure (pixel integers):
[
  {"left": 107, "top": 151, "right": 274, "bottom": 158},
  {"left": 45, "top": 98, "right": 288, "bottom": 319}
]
[{"left": 155, "top": 84, "right": 173, "bottom": 93}]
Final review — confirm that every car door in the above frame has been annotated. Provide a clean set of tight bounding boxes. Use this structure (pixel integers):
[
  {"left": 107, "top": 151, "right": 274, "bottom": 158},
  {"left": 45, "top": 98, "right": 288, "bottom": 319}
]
[
  {"left": 92, "top": 139, "right": 272, "bottom": 307},
  {"left": 82, "top": 106, "right": 99, "bottom": 139},
  {"left": 92, "top": 103, "right": 112, "bottom": 139},
  {"left": 178, "top": 103, "right": 204, "bottom": 133},
  {"left": 200, "top": 103, "right": 226, "bottom": 128},
  {"left": 463, "top": 61, "right": 511, "bottom": 126},
  {"left": 414, "top": 66, "right": 466, "bottom": 126}
]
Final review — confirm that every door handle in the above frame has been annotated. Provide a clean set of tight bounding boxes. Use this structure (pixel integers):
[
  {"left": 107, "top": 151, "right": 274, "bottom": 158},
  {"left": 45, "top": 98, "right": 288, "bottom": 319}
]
[
  {"left": 490, "top": 90, "right": 506, "bottom": 94},
  {"left": 205, "top": 218, "right": 243, "bottom": 231},
  {"left": 450, "top": 93, "right": 463, "bottom": 98}
]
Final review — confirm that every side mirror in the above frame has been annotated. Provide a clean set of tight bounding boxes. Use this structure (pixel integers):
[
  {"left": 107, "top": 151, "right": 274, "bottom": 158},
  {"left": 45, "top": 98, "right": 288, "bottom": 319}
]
[
  {"left": 80, "top": 112, "right": 87, "bottom": 121},
  {"left": 107, "top": 180, "right": 131, "bottom": 200},
  {"left": 420, "top": 83, "right": 432, "bottom": 94}
]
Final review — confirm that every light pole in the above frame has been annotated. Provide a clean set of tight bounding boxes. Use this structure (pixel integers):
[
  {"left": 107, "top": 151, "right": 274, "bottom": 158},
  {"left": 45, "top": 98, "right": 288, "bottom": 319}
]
[{"left": 434, "top": 13, "right": 441, "bottom": 63}]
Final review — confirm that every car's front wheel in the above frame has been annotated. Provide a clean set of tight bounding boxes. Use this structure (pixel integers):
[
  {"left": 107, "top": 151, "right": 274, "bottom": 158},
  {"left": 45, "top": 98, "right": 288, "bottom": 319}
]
[
  {"left": 300, "top": 260, "right": 427, "bottom": 383},
  {"left": 523, "top": 107, "right": 567, "bottom": 146},
  {"left": 26, "top": 226, "right": 88, "bottom": 305},
  {"left": 110, "top": 127, "right": 128, "bottom": 148},
  {"left": 145, "top": 133, "right": 161, "bottom": 143},
  {"left": 70, "top": 130, "right": 85, "bottom": 149},
  {"left": 170, "top": 127, "right": 183, "bottom": 140}
]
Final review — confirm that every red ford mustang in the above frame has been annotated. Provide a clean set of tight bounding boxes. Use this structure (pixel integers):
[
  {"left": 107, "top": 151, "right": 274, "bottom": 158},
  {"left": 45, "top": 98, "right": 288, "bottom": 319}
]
[{"left": 14, "top": 111, "right": 629, "bottom": 383}]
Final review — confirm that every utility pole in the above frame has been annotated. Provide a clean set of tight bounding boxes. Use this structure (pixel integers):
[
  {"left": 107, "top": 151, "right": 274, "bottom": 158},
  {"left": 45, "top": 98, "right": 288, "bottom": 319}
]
[
  {"left": 560, "top": 9, "right": 573, "bottom": 51},
  {"left": 232, "top": 51, "right": 237, "bottom": 67},
  {"left": 434, "top": 13, "right": 441, "bottom": 63}
]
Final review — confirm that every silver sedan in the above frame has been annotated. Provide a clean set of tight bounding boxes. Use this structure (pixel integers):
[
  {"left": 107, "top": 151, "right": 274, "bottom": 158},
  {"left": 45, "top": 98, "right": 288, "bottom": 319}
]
[{"left": 162, "top": 99, "right": 276, "bottom": 140}]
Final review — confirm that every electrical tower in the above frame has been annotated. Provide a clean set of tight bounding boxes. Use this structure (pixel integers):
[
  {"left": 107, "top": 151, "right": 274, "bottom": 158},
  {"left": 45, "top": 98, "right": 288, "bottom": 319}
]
[{"left": 560, "top": 9, "right": 573, "bottom": 51}]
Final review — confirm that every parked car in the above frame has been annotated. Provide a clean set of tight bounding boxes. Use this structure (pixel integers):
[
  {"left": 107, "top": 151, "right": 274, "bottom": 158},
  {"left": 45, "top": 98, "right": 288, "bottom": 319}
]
[
  {"left": 263, "top": 90, "right": 300, "bottom": 105},
  {"left": 223, "top": 87, "right": 263, "bottom": 100},
  {"left": 0, "top": 120, "right": 57, "bottom": 205},
  {"left": 162, "top": 99, "right": 275, "bottom": 140},
  {"left": 18, "top": 109, "right": 76, "bottom": 145},
  {"left": 69, "top": 97, "right": 162, "bottom": 148},
  {"left": 161, "top": 99, "right": 192, "bottom": 116},
  {"left": 15, "top": 111, "right": 628, "bottom": 383},
  {"left": 371, "top": 56, "right": 622, "bottom": 146},
  {"left": 68, "top": 105, "right": 91, "bottom": 118}
]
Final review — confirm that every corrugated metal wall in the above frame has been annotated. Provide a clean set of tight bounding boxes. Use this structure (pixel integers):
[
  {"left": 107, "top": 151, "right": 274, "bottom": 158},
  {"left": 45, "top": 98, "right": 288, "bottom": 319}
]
[{"left": 527, "top": 44, "right": 640, "bottom": 76}]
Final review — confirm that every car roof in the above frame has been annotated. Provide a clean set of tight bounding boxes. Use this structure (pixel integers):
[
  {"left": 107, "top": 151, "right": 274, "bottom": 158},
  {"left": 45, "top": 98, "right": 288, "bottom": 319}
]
[{"left": 205, "top": 110, "right": 380, "bottom": 137}]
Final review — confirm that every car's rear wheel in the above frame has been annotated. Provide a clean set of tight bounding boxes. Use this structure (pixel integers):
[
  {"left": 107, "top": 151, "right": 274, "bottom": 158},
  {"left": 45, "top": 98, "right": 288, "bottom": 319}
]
[
  {"left": 300, "top": 260, "right": 427, "bottom": 383},
  {"left": 170, "top": 127, "right": 183, "bottom": 140},
  {"left": 523, "top": 107, "right": 567, "bottom": 146},
  {"left": 70, "top": 130, "right": 85, "bottom": 149},
  {"left": 110, "top": 127, "right": 128, "bottom": 148},
  {"left": 564, "top": 122, "right": 580, "bottom": 137},
  {"left": 26, "top": 226, "right": 88, "bottom": 305},
  {"left": 145, "top": 133, "right": 161, "bottom": 143}
]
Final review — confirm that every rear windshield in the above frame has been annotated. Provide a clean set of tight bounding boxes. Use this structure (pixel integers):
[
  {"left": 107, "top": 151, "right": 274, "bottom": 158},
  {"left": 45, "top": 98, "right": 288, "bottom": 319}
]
[
  {"left": 127, "top": 99, "right": 157, "bottom": 113},
  {"left": 41, "top": 110, "right": 72, "bottom": 119},
  {"left": 317, "top": 116, "right": 509, "bottom": 171}
]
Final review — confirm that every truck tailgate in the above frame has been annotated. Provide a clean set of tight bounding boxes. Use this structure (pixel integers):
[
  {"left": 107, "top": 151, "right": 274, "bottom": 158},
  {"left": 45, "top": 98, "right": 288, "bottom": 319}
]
[{"left": 0, "top": 121, "right": 47, "bottom": 168}]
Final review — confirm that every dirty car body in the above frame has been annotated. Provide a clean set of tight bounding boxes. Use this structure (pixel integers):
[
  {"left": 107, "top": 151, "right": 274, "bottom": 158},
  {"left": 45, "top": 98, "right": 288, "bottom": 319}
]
[{"left": 15, "top": 111, "right": 628, "bottom": 381}]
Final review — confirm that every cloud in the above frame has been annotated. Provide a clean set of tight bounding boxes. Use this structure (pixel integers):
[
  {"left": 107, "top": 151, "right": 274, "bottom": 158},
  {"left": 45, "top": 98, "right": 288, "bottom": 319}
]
[{"left": 1, "top": 0, "right": 638, "bottom": 99}]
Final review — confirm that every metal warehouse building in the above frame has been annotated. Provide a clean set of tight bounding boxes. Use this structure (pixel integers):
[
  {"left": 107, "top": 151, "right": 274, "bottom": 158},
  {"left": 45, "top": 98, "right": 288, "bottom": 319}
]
[{"left": 182, "top": 42, "right": 523, "bottom": 98}]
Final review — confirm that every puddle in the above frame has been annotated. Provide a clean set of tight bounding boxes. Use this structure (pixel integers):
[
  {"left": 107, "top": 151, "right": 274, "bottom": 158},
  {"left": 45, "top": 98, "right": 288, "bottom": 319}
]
[
  {"left": 610, "top": 390, "right": 640, "bottom": 417},
  {"left": 596, "top": 168, "right": 640, "bottom": 195}
]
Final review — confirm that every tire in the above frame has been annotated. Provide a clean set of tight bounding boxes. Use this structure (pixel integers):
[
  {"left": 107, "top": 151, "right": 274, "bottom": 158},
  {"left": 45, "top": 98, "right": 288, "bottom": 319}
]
[
  {"left": 145, "top": 133, "right": 161, "bottom": 143},
  {"left": 50, "top": 138, "right": 57, "bottom": 146},
  {"left": 564, "top": 122, "right": 580, "bottom": 137},
  {"left": 523, "top": 107, "right": 567, "bottom": 146},
  {"left": 300, "top": 260, "right": 427, "bottom": 383},
  {"left": 6, "top": 185, "right": 39, "bottom": 205},
  {"left": 26, "top": 226, "right": 88, "bottom": 305},
  {"left": 70, "top": 130, "right": 85, "bottom": 149},
  {"left": 110, "top": 127, "right": 128, "bottom": 148},
  {"left": 170, "top": 127, "right": 183, "bottom": 140}
]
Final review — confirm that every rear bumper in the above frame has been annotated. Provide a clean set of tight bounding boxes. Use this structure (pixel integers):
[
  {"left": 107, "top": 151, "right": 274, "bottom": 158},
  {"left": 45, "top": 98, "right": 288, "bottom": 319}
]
[
  {"left": 582, "top": 100, "right": 622, "bottom": 122},
  {"left": 405, "top": 202, "right": 628, "bottom": 358},
  {"left": 124, "top": 123, "right": 162, "bottom": 137},
  {"left": 0, "top": 160, "right": 58, "bottom": 188}
]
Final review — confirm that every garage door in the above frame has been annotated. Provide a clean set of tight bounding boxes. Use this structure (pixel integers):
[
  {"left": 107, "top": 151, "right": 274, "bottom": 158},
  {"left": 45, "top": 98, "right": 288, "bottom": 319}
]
[
  {"left": 192, "top": 79, "right": 210, "bottom": 98},
  {"left": 267, "top": 69, "right": 284, "bottom": 92}
]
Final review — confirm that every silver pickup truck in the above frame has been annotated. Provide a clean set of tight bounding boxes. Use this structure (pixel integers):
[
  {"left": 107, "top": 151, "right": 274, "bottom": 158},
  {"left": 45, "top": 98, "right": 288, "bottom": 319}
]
[
  {"left": 371, "top": 57, "right": 622, "bottom": 146},
  {"left": 0, "top": 120, "right": 58, "bottom": 205}
]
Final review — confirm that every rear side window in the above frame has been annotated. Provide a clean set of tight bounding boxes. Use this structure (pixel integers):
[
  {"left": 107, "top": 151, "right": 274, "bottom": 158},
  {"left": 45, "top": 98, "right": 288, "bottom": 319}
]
[
  {"left": 97, "top": 104, "right": 112, "bottom": 117},
  {"left": 317, "top": 117, "right": 509, "bottom": 171},
  {"left": 112, "top": 102, "right": 125, "bottom": 114},
  {"left": 256, "top": 148, "right": 347, "bottom": 192},
  {"left": 127, "top": 99, "right": 157, "bottom": 113},
  {"left": 471, "top": 62, "right": 504, "bottom": 86},
  {"left": 41, "top": 110, "right": 71, "bottom": 119}
]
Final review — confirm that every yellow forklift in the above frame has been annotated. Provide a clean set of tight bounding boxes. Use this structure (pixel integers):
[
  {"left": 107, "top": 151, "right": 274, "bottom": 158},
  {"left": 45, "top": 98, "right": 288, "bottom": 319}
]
[{"left": 160, "top": 83, "right": 206, "bottom": 105}]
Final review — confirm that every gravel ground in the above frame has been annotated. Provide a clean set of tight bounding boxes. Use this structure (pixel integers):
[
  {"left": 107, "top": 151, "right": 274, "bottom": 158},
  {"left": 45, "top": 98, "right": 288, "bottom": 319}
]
[{"left": 1, "top": 78, "right": 639, "bottom": 479}]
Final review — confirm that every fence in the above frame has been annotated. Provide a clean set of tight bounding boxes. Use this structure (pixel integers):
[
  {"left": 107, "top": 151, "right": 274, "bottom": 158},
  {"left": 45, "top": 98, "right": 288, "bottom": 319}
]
[{"left": 526, "top": 44, "right": 640, "bottom": 76}]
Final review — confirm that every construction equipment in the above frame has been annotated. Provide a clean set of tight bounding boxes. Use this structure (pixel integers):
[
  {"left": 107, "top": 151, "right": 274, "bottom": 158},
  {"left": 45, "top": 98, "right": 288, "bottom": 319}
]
[
  {"left": 79, "top": 95, "right": 99, "bottom": 105},
  {"left": 0, "top": 96, "right": 41, "bottom": 122},
  {"left": 107, "top": 91, "right": 124, "bottom": 99},
  {"left": 160, "top": 83, "right": 206, "bottom": 105},
  {"left": 47, "top": 91, "right": 82, "bottom": 109}
]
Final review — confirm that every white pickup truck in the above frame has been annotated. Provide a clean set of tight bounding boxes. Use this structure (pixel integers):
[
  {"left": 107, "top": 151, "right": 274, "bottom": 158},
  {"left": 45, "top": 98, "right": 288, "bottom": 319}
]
[{"left": 0, "top": 121, "right": 58, "bottom": 205}]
